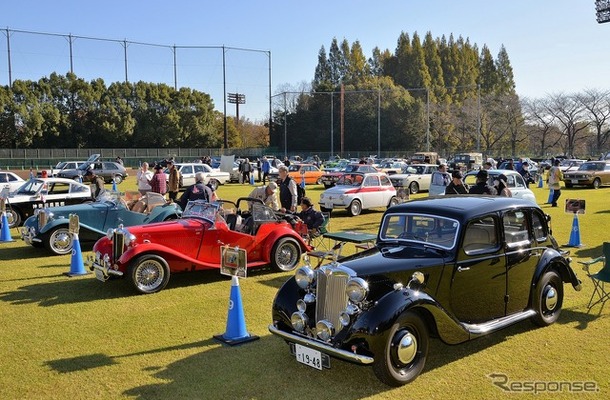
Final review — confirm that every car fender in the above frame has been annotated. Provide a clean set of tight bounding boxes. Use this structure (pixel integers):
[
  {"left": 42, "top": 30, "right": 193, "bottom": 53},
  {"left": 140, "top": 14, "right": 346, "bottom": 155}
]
[
  {"left": 39, "top": 218, "right": 105, "bottom": 239},
  {"left": 532, "top": 247, "right": 582, "bottom": 292},
  {"left": 145, "top": 204, "right": 182, "bottom": 222},
  {"left": 261, "top": 225, "right": 311, "bottom": 256},
  {"left": 349, "top": 287, "right": 471, "bottom": 347},
  {"left": 117, "top": 242, "right": 216, "bottom": 269}
]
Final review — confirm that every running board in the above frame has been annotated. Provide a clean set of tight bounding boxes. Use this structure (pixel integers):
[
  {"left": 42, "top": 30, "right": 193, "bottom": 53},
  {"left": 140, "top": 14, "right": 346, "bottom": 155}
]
[{"left": 463, "top": 310, "right": 536, "bottom": 338}]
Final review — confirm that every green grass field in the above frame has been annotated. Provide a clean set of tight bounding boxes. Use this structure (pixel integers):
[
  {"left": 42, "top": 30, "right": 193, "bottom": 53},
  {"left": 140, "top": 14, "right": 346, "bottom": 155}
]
[{"left": 0, "top": 174, "right": 608, "bottom": 399}]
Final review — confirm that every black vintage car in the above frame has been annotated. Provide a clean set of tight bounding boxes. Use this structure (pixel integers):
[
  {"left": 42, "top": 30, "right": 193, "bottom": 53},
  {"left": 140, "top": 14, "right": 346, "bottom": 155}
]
[{"left": 269, "top": 196, "right": 582, "bottom": 387}]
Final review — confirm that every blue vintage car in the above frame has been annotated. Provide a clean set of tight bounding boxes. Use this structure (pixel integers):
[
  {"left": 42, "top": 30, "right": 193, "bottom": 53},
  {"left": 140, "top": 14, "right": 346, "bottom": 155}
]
[{"left": 21, "top": 191, "right": 182, "bottom": 255}]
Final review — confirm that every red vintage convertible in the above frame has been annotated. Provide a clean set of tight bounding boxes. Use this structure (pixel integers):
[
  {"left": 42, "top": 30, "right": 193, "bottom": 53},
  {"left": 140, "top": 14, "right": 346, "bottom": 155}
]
[{"left": 88, "top": 198, "right": 312, "bottom": 294}]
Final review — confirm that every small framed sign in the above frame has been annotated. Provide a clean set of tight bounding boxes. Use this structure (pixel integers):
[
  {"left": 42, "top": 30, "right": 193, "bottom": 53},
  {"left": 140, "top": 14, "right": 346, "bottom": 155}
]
[
  {"left": 0, "top": 187, "right": 9, "bottom": 200},
  {"left": 220, "top": 246, "right": 247, "bottom": 278},
  {"left": 565, "top": 199, "right": 586, "bottom": 214},
  {"left": 0, "top": 198, "right": 5, "bottom": 213},
  {"left": 69, "top": 214, "right": 80, "bottom": 234}
]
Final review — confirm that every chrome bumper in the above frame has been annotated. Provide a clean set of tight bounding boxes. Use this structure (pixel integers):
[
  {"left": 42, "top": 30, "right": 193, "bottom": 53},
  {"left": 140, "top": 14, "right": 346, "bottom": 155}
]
[
  {"left": 20, "top": 227, "right": 41, "bottom": 245},
  {"left": 87, "top": 253, "right": 124, "bottom": 278},
  {"left": 268, "top": 324, "right": 374, "bottom": 365}
]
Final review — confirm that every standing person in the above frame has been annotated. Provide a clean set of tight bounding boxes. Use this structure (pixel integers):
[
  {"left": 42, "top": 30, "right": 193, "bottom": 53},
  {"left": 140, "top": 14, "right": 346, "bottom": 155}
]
[
  {"left": 483, "top": 161, "right": 493, "bottom": 170},
  {"left": 136, "top": 162, "right": 153, "bottom": 196},
  {"left": 178, "top": 172, "right": 216, "bottom": 211},
  {"left": 167, "top": 160, "right": 180, "bottom": 202},
  {"left": 445, "top": 170, "right": 469, "bottom": 194},
  {"left": 283, "top": 156, "right": 291, "bottom": 167},
  {"left": 431, "top": 163, "right": 451, "bottom": 186},
  {"left": 85, "top": 170, "right": 105, "bottom": 199},
  {"left": 548, "top": 159, "right": 564, "bottom": 207},
  {"left": 241, "top": 158, "right": 251, "bottom": 184},
  {"left": 115, "top": 156, "right": 124, "bottom": 165},
  {"left": 248, "top": 182, "right": 279, "bottom": 210},
  {"left": 494, "top": 174, "right": 512, "bottom": 197},
  {"left": 468, "top": 170, "right": 497, "bottom": 195},
  {"left": 261, "top": 156, "right": 271, "bottom": 185},
  {"left": 518, "top": 161, "right": 532, "bottom": 187},
  {"left": 278, "top": 165, "right": 298, "bottom": 213},
  {"left": 149, "top": 164, "right": 167, "bottom": 196}
]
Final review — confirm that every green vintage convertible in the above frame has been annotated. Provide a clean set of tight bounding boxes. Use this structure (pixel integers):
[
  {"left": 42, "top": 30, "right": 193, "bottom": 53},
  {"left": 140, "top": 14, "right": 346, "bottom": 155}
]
[{"left": 20, "top": 190, "right": 182, "bottom": 255}]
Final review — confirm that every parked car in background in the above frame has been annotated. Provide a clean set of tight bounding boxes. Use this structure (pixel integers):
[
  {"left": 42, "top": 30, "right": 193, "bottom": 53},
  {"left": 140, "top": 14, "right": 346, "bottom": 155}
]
[
  {"left": 388, "top": 164, "right": 438, "bottom": 194},
  {"left": 269, "top": 196, "right": 582, "bottom": 386},
  {"left": 0, "top": 170, "right": 25, "bottom": 193},
  {"left": 322, "top": 158, "right": 350, "bottom": 172},
  {"left": 463, "top": 169, "right": 536, "bottom": 203},
  {"left": 4, "top": 177, "right": 92, "bottom": 228},
  {"left": 450, "top": 152, "right": 483, "bottom": 172},
  {"left": 38, "top": 161, "right": 86, "bottom": 178},
  {"left": 319, "top": 172, "right": 397, "bottom": 216},
  {"left": 410, "top": 151, "right": 438, "bottom": 165},
  {"left": 88, "top": 198, "right": 312, "bottom": 294},
  {"left": 21, "top": 191, "right": 182, "bottom": 255},
  {"left": 229, "top": 159, "right": 263, "bottom": 183},
  {"left": 563, "top": 161, "right": 610, "bottom": 189},
  {"left": 557, "top": 159, "right": 586, "bottom": 173},
  {"left": 169, "top": 163, "right": 230, "bottom": 190},
  {"left": 377, "top": 160, "right": 408, "bottom": 175},
  {"left": 319, "top": 164, "right": 378, "bottom": 188},
  {"left": 268, "top": 163, "right": 325, "bottom": 185},
  {"left": 56, "top": 154, "right": 128, "bottom": 184}
]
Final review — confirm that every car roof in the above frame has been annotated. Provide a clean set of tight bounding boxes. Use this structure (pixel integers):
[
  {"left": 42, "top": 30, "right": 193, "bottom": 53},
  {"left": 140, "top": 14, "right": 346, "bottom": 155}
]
[
  {"left": 465, "top": 168, "right": 520, "bottom": 176},
  {"left": 387, "top": 196, "right": 537, "bottom": 222}
]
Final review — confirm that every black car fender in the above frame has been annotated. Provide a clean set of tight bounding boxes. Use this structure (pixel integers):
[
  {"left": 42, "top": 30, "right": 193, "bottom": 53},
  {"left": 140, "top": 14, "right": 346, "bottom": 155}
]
[
  {"left": 349, "top": 287, "right": 471, "bottom": 347},
  {"left": 532, "top": 247, "right": 582, "bottom": 291}
]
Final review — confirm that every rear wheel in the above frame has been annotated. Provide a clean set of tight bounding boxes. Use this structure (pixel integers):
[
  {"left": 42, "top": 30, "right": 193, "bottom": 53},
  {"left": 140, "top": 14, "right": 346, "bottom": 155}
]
[
  {"left": 128, "top": 254, "right": 170, "bottom": 294},
  {"left": 592, "top": 178, "right": 601, "bottom": 189},
  {"left": 208, "top": 179, "right": 220, "bottom": 191},
  {"left": 44, "top": 226, "right": 73, "bottom": 256},
  {"left": 271, "top": 237, "right": 301, "bottom": 272},
  {"left": 373, "top": 312, "right": 429, "bottom": 387},
  {"left": 348, "top": 199, "right": 362, "bottom": 216},
  {"left": 113, "top": 175, "right": 123, "bottom": 185},
  {"left": 531, "top": 270, "right": 563, "bottom": 326},
  {"left": 6, "top": 207, "right": 22, "bottom": 228},
  {"left": 409, "top": 181, "right": 419, "bottom": 194}
]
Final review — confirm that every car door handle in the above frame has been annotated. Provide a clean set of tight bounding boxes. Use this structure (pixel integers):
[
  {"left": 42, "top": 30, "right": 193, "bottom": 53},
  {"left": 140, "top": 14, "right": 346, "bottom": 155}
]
[{"left": 457, "top": 266, "right": 470, "bottom": 272}]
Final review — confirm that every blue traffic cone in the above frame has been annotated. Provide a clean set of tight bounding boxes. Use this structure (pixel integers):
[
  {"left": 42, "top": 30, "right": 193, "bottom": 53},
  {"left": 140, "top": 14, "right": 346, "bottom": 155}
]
[
  {"left": 214, "top": 275, "right": 259, "bottom": 346},
  {"left": 249, "top": 173, "right": 254, "bottom": 185},
  {"left": 546, "top": 189, "right": 554, "bottom": 204},
  {"left": 0, "top": 212, "right": 14, "bottom": 242},
  {"left": 301, "top": 176, "right": 305, "bottom": 189},
  {"left": 567, "top": 212, "right": 582, "bottom": 247},
  {"left": 112, "top": 179, "right": 118, "bottom": 191},
  {"left": 64, "top": 233, "right": 89, "bottom": 276},
  {"left": 537, "top": 174, "right": 543, "bottom": 188}
]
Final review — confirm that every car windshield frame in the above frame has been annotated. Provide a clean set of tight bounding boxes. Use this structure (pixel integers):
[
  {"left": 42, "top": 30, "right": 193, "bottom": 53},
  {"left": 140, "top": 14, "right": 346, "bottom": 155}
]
[
  {"left": 379, "top": 212, "right": 460, "bottom": 250},
  {"left": 183, "top": 200, "right": 219, "bottom": 223},
  {"left": 336, "top": 173, "right": 365, "bottom": 186}
]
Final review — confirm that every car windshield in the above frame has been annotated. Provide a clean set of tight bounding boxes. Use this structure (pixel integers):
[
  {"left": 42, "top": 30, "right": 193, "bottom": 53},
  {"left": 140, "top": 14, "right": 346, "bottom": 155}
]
[
  {"left": 379, "top": 213, "right": 459, "bottom": 250},
  {"left": 13, "top": 179, "right": 45, "bottom": 195},
  {"left": 401, "top": 165, "right": 426, "bottom": 174},
  {"left": 336, "top": 174, "right": 364, "bottom": 186},
  {"left": 578, "top": 163, "right": 604, "bottom": 171},
  {"left": 183, "top": 200, "right": 218, "bottom": 222}
]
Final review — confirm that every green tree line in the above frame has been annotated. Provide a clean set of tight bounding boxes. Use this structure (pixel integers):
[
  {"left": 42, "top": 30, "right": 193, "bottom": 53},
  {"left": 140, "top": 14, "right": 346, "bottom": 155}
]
[
  {"left": 0, "top": 72, "right": 268, "bottom": 149},
  {"left": 270, "top": 31, "right": 521, "bottom": 156}
]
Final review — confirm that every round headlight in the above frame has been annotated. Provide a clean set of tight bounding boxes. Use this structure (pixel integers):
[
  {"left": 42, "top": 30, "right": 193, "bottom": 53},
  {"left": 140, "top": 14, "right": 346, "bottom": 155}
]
[
  {"left": 106, "top": 228, "right": 114, "bottom": 240},
  {"left": 339, "top": 194, "right": 345, "bottom": 201},
  {"left": 316, "top": 320, "right": 334, "bottom": 341},
  {"left": 319, "top": 193, "right": 325, "bottom": 200},
  {"left": 291, "top": 312, "right": 308, "bottom": 332},
  {"left": 346, "top": 277, "right": 369, "bottom": 303},
  {"left": 296, "top": 299, "right": 307, "bottom": 312},
  {"left": 295, "top": 266, "right": 315, "bottom": 289},
  {"left": 124, "top": 232, "right": 136, "bottom": 246},
  {"left": 339, "top": 311, "right": 351, "bottom": 327}
]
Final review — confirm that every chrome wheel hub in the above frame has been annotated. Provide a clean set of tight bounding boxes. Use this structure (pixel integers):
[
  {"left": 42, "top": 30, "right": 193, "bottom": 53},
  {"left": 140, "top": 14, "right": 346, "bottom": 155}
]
[{"left": 396, "top": 330, "right": 417, "bottom": 365}]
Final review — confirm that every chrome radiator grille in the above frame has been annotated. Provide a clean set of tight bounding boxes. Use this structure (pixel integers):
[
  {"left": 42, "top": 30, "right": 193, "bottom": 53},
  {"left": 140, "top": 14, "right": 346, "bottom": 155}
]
[
  {"left": 112, "top": 231, "right": 125, "bottom": 261},
  {"left": 315, "top": 266, "right": 350, "bottom": 329}
]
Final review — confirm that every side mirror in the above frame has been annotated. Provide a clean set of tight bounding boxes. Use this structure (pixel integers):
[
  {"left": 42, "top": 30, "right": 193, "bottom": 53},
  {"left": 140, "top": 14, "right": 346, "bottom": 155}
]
[{"left": 407, "top": 271, "right": 425, "bottom": 291}]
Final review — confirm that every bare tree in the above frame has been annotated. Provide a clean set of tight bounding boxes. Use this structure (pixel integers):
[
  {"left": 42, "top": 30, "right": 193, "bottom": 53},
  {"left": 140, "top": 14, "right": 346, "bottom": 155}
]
[
  {"left": 577, "top": 88, "right": 610, "bottom": 156},
  {"left": 521, "top": 97, "right": 562, "bottom": 157},
  {"left": 545, "top": 93, "right": 591, "bottom": 157}
]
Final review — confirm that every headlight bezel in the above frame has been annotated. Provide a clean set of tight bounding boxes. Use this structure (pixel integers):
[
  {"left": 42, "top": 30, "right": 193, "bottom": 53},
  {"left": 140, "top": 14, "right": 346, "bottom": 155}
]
[{"left": 346, "top": 277, "right": 369, "bottom": 303}]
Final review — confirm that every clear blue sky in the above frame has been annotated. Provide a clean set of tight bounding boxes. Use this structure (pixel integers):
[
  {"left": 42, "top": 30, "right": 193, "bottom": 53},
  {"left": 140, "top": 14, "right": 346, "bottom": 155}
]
[{"left": 1, "top": 0, "right": 608, "bottom": 122}]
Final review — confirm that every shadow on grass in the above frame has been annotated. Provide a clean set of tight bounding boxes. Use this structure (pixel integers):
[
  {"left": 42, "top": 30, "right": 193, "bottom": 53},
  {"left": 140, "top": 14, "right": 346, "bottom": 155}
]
[
  {"left": 0, "top": 267, "right": 291, "bottom": 306},
  {"left": 0, "top": 245, "right": 53, "bottom": 260}
]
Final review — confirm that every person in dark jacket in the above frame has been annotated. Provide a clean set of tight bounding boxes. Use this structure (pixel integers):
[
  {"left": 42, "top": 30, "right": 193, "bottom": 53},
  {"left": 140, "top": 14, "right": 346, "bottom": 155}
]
[
  {"left": 178, "top": 172, "right": 216, "bottom": 211},
  {"left": 85, "top": 169, "right": 105, "bottom": 199},
  {"left": 296, "top": 197, "right": 324, "bottom": 233},
  {"left": 445, "top": 170, "right": 469, "bottom": 194},
  {"left": 468, "top": 169, "right": 497, "bottom": 195}
]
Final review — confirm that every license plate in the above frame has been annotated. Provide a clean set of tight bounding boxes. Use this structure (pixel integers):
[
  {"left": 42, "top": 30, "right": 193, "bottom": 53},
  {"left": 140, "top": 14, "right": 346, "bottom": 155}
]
[
  {"left": 94, "top": 268, "right": 106, "bottom": 282},
  {"left": 324, "top": 202, "right": 334, "bottom": 209},
  {"left": 571, "top": 179, "right": 579, "bottom": 184},
  {"left": 294, "top": 344, "right": 323, "bottom": 370}
]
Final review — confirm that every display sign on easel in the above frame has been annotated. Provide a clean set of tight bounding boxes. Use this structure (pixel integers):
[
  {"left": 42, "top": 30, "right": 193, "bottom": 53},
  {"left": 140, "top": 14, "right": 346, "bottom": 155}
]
[
  {"left": 220, "top": 246, "right": 247, "bottom": 278},
  {"left": 565, "top": 199, "right": 585, "bottom": 214}
]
